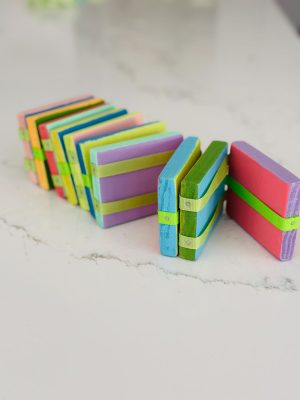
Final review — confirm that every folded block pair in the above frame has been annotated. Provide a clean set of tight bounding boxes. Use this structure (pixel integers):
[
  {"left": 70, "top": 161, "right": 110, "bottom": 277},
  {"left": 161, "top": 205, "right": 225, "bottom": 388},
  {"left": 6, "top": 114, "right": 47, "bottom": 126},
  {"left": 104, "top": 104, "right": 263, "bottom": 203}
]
[
  {"left": 158, "top": 139, "right": 228, "bottom": 260},
  {"left": 159, "top": 139, "right": 300, "bottom": 261}
]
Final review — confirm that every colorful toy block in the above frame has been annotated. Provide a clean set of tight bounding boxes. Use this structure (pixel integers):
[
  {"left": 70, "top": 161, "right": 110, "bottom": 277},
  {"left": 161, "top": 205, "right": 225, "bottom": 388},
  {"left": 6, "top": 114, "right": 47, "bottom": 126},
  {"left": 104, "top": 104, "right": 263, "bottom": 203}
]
[
  {"left": 17, "top": 94, "right": 94, "bottom": 184},
  {"left": 158, "top": 137, "right": 201, "bottom": 257},
  {"left": 179, "top": 141, "right": 228, "bottom": 261},
  {"left": 26, "top": 97, "right": 104, "bottom": 190},
  {"left": 76, "top": 121, "right": 167, "bottom": 217},
  {"left": 91, "top": 131, "right": 183, "bottom": 228},
  {"left": 62, "top": 113, "right": 146, "bottom": 210},
  {"left": 40, "top": 105, "right": 124, "bottom": 202},
  {"left": 227, "top": 141, "right": 300, "bottom": 261},
  {"left": 18, "top": 95, "right": 299, "bottom": 262}
]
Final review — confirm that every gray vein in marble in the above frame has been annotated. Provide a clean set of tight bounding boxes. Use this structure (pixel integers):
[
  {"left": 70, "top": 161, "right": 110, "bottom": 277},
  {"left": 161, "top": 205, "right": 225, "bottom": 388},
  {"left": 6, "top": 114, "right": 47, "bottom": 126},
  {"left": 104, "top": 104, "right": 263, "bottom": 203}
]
[
  {"left": 0, "top": 213, "right": 297, "bottom": 293},
  {"left": 77, "top": 251, "right": 297, "bottom": 293},
  {"left": 0, "top": 216, "right": 46, "bottom": 245}
]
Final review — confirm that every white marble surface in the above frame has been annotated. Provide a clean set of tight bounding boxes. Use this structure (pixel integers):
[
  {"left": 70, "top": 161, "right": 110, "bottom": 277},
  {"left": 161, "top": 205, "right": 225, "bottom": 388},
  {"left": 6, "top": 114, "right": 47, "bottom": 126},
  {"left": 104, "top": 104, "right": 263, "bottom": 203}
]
[{"left": 1, "top": 0, "right": 300, "bottom": 398}]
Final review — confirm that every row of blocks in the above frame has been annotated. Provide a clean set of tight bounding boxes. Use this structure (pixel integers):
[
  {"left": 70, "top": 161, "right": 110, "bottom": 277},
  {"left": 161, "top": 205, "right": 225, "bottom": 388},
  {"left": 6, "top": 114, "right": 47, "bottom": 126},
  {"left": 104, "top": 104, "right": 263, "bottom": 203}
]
[{"left": 18, "top": 94, "right": 300, "bottom": 261}]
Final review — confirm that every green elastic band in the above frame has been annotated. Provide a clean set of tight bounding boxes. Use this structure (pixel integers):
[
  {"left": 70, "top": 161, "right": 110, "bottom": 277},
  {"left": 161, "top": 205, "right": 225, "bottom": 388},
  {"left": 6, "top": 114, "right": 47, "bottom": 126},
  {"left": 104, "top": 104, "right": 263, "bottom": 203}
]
[
  {"left": 158, "top": 211, "right": 179, "bottom": 225},
  {"left": 19, "top": 128, "right": 30, "bottom": 142},
  {"left": 32, "top": 147, "right": 46, "bottom": 161},
  {"left": 42, "top": 139, "right": 53, "bottom": 152},
  {"left": 179, "top": 157, "right": 228, "bottom": 212},
  {"left": 24, "top": 158, "right": 35, "bottom": 172},
  {"left": 228, "top": 176, "right": 300, "bottom": 231},
  {"left": 82, "top": 174, "right": 92, "bottom": 189},
  {"left": 179, "top": 195, "right": 225, "bottom": 250},
  {"left": 58, "top": 162, "right": 71, "bottom": 176},
  {"left": 94, "top": 192, "right": 157, "bottom": 216},
  {"left": 91, "top": 150, "right": 174, "bottom": 179},
  {"left": 51, "top": 175, "right": 63, "bottom": 187}
]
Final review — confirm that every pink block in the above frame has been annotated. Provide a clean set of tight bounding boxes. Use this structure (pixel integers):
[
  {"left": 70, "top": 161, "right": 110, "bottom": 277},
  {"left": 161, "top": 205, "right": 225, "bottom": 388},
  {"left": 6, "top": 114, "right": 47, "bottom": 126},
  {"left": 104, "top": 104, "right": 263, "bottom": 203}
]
[{"left": 227, "top": 141, "right": 300, "bottom": 261}]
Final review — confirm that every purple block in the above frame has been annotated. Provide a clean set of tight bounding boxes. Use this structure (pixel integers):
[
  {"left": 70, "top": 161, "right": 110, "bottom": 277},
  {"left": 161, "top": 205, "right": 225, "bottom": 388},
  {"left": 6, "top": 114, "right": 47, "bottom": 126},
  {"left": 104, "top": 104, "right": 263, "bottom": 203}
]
[{"left": 91, "top": 132, "right": 183, "bottom": 228}]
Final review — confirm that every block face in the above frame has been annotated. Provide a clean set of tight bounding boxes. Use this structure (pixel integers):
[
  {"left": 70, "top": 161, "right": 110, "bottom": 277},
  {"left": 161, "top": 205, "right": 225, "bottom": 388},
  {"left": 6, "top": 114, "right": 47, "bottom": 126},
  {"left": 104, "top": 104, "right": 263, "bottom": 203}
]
[
  {"left": 77, "top": 117, "right": 163, "bottom": 217},
  {"left": 99, "top": 165, "right": 165, "bottom": 203},
  {"left": 227, "top": 141, "right": 300, "bottom": 261},
  {"left": 99, "top": 204, "right": 158, "bottom": 228},
  {"left": 92, "top": 132, "right": 183, "bottom": 228},
  {"left": 181, "top": 141, "right": 228, "bottom": 200},
  {"left": 230, "top": 142, "right": 299, "bottom": 218},
  {"left": 76, "top": 120, "right": 168, "bottom": 217},
  {"left": 227, "top": 189, "right": 284, "bottom": 260},
  {"left": 158, "top": 137, "right": 201, "bottom": 257},
  {"left": 179, "top": 141, "right": 228, "bottom": 261}
]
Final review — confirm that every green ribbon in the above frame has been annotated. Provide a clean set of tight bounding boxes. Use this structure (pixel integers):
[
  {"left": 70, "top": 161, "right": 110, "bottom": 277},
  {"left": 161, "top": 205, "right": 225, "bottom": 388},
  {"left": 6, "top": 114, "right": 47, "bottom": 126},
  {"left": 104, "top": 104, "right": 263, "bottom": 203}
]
[
  {"left": 228, "top": 176, "right": 300, "bottom": 232},
  {"left": 179, "top": 157, "right": 228, "bottom": 212},
  {"left": 179, "top": 195, "right": 225, "bottom": 250},
  {"left": 58, "top": 162, "right": 71, "bottom": 176},
  {"left": 94, "top": 192, "right": 157, "bottom": 216},
  {"left": 91, "top": 150, "right": 174, "bottom": 179},
  {"left": 32, "top": 147, "right": 46, "bottom": 161},
  {"left": 82, "top": 174, "right": 92, "bottom": 189},
  {"left": 158, "top": 211, "right": 179, "bottom": 225},
  {"left": 51, "top": 175, "right": 63, "bottom": 187}
]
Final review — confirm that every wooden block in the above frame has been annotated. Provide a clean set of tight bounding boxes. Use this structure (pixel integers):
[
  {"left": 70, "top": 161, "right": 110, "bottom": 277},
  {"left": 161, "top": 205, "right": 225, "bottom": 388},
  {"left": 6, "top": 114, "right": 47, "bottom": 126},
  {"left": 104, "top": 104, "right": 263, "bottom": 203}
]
[
  {"left": 63, "top": 113, "right": 147, "bottom": 211},
  {"left": 25, "top": 97, "right": 104, "bottom": 190},
  {"left": 17, "top": 94, "right": 94, "bottom": 184},
  {"left": 91, "top": 132, "right": 183, "bottom": 228},
  {"left": 76, "top": 121, "right": 167, "bottom": 218},
  {"left": 179, "top": 141, "right": 228, "bottom": 261},
  {"left": 227, "top": 141, "right": 300, "bottom": 261},
  {"left": 158, "top": 137, "right": 201, "bottom": 257},
  {"left": 40, "top": 105, "right": 123, "bottom": 202}
]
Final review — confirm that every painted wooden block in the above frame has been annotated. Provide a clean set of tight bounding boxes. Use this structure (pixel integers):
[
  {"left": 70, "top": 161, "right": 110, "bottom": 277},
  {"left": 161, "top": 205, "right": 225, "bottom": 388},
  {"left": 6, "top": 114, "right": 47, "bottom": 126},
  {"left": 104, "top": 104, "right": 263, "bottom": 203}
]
[
  {"left": 17, "top": 94, "right": 94, "bottom": 184},
  {"left": 227, "top": 141, "right": 300, "bottom": 261},
  {"left": 158, "top": 137, "right": 201, "bottom": 257},
  {"left": 62, "top": 113, "right": 146, "bottom": 211},
  {"left": 25, "top": 97, "right": 104, "bottom": 190},
  {"left": 91, "top": 131, "right": 183, "bottom": 228},
  {"left": 40, "top": 105, "right": 123, "bottom": 201},
  {"left": 76, "top": 121, "right": 167, "bottom": 218},
  {"left": 179, "top": 141, "right": 228, "bottom": 261}
]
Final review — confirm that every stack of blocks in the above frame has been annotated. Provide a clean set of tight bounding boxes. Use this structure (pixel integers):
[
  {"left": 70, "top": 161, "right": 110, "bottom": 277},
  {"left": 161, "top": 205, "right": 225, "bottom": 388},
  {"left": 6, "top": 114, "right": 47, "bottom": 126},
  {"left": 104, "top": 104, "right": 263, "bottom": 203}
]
[
  {"left": 18, "top": 94, "right": 183, "bottom": 227},
  {"left": 158, "top": 139, "right": 300, "bottom": 261},
  {"left": 158, "top": 139, "right": 228, "bottom": 260},
  {"left": 18, "top": 95, "right": 300, "bottom": 261}
]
